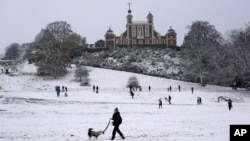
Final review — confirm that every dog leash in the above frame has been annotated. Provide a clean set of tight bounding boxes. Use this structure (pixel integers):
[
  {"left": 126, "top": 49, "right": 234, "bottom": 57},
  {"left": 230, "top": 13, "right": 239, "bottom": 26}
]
[{"left": 103, "top": 119, "right": 111, "bottom": 134}]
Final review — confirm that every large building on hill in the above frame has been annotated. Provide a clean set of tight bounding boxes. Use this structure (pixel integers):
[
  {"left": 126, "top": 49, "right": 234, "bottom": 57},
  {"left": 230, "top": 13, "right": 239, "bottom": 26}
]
[{"left": 104, "top": 5, "right": 177, "bottom": 48}]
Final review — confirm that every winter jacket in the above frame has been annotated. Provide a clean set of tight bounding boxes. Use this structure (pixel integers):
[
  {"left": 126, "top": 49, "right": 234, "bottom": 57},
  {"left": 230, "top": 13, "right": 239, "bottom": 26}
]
[{"left": 112, "top": 112, "right": 122, "bottom": 126}]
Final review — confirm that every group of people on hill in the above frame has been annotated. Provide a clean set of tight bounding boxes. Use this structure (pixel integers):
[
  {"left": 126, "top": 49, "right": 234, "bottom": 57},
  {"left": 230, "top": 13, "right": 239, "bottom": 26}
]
[
  {"left": 93, "top": 85, "right": 99, "bottom": 94},
  {"left": 55, "top": 85, "right": 68, "bottom": 97},
  {"left": 93, "top": 84, "right": 234, "bottom": 111},
  {"left": 148, "top": 85, "right": 194, "bottom": 94},
  {"left": 1, "top": 68, "right": 10, "bottom": 74},
  {"left": 86, "top": 83, "right": 235, "bottom": 140},
  {"left": 106, "top": 97, "right": 233, "bottom": 140},
  {"left": 159, "top": 95, "right": 172, "bottom": 109}
]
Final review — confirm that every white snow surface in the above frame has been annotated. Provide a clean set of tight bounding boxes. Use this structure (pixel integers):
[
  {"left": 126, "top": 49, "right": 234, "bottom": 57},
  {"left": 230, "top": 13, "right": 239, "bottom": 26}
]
[{"left": 0, "top": 62, "right": 250, "bottom": 141}]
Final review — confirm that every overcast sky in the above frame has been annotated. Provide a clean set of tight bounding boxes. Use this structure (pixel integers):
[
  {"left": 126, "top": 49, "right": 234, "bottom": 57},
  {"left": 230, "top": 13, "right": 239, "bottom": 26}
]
[{"left": 0, "top": 0, "right": 249, "bottom": 54}]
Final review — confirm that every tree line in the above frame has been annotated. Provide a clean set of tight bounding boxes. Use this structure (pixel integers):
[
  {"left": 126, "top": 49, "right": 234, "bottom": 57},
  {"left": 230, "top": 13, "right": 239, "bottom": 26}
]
[
  {"left": 182, "top": 21, "right": 250, "bottom": 88},
  {"left": 2, "top": 20, "right": 250, "bottom": 88}
]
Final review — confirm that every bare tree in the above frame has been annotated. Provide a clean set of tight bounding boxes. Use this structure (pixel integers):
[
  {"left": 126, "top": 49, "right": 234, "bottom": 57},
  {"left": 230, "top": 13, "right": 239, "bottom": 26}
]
[
  {"left": 182, "top": 21, "right": 222, "bottom": 85},
  {"left": 127, "top": 76, "right": 140, "bottom": 88},
  {"left": 74, "top": 65, "right": 89, "bottom": 82},
  {"left": 224, "top": 23, "right": 250, "bottom": 87},
  {"left": 4, "top": 43, "right": 21, "bottom": 60},
  {"left": 32, "top": 21, "right": 78, "bottom": 78},
  {"left": 45, "top": 21, "right": 72, "bottom": 43}
]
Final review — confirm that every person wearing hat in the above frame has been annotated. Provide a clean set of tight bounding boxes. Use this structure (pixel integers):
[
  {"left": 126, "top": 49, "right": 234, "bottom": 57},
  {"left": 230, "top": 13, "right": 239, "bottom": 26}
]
[{"left": 110, "top": 107, "right": 125, "bottom": 140}]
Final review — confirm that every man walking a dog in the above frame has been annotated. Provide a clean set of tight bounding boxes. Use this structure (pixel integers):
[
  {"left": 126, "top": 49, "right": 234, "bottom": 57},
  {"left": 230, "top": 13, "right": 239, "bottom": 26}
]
[{"left": 110, "top": 107, "right": 125, "bottom": 140}]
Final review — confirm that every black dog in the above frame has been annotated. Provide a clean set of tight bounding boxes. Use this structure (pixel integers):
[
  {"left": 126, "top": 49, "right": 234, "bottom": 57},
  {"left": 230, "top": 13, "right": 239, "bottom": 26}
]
[{"left": 88, "top": 128, "right": 104, "bottom": 139}]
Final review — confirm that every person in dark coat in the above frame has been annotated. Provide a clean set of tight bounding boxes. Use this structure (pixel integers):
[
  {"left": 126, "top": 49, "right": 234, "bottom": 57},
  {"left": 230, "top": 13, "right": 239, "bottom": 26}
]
[
  {"left": 149, "top": 86, "right": 151, "bottom": 91},
  {"left": 96, "top": 86, "right": 99, "bottom": 94},
  {"left": 169, "top": 86, "right": 172, "bottom": 92},
  {"left": 228, "top": 98, "right": 233, "bottom": 111},
  {"left": 178, "top": 85, "right": 181, "bottom": 92},
  {"left": 197, "top": 97, "right": 202, "bottom": 105},
  {"left": 111, "top": 107, "right": 125, "bottom": 140},
  {"left": 55, "top": 86, "right": 60, "bottom": 97},
  {"left": 168, "top": 95, "right": 172, "bottom": 104},
  {"left": 159, "top": 99, "right": 162, "bottom": 109},
  {"left": 93, "top": 85, "right": 95, "bottom": 92},
  {"left": 130, "top": 90, "right": 134, "bottom": 99},
  {"left": 191, "top": 87, "right": 194, "bottom": 94}
]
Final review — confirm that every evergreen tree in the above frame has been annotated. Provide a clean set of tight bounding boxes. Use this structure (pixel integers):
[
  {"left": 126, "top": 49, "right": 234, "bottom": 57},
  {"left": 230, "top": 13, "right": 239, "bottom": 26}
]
[{"left": 33, "top": 42, "right": 68, "bottom": 78}]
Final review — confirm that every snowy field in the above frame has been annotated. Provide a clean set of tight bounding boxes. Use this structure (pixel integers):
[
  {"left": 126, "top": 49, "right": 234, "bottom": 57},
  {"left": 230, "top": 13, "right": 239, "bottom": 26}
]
[{"left": 1, "top": 62, "right": 250, "bottom": 141}]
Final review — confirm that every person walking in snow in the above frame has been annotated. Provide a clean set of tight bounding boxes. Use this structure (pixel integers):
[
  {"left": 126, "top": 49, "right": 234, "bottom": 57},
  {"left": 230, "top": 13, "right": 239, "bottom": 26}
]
[
  {"left": 93, "top": 85, "right": 95, "bottom": 92},
  {"left": 228, "top": 98, "right": 233, "bottom": 111},
  {"left": 168, "top": 95, "right": 172, "bottom": 104},
  {"left": 197, "top": 97, "right": 202, "bottom": 105},
  {"left": 149, "top": 86, "right": 151, "bottom": 91},
  {"left": 110, "top": 107, "right": 125, "bottom": 140},
  {"left": 55, "top": 86, "right": 60, "bottom": 97},
  {"left": 62, "top": 86, "right": 65, "bottom": 92},
  {"left": 130, "top": 90, "right": 134, "bottom": 99},
  {"left": 96, "top": 86, "right": 99, "bottom": 94},
  {"left": 178, "top": 85, "right": 181, "bottom": 92},
  {"left": 169, "top": 86, "right": 172, "bottom": 92},
  {"left": 191, "top": 87, "right": 194, "bottom": 94},
  {"left": 159, "top": 99, "right": 162, "bottom": 109}
]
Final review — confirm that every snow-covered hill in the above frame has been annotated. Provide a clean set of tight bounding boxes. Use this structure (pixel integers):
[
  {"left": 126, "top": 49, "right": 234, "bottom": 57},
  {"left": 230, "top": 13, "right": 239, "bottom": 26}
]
[{"left": 0, "top": 62, "right": 250, "bottom": 141}]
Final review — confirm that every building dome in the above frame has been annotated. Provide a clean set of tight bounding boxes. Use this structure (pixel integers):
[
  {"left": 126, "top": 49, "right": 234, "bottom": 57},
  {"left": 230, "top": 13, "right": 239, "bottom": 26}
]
[
  {"left": 147, "top": 11, "right": 153, "bottom": 17},
  {"left": 167, "top": 26, "right": 176, "bottom": 35},
  {"left": 105, "top": 27, "right": 115, "bottom": 36}
]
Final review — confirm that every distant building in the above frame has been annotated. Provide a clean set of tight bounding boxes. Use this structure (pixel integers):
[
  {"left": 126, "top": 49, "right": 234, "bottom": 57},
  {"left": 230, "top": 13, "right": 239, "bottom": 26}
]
[
  {"left": 87, "top": 44, "right": 95, "bottom": 48},
  {"left": 104, "top": 5, "right": 177, "bottom": 48},
  {"left": 95, "top": 39, "right": 105, "bottom": 48}
]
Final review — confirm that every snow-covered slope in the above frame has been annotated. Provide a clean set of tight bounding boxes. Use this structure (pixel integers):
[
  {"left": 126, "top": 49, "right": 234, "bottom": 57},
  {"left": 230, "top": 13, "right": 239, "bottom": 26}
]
[{"left": 0, "top": 62, "right": 249, "bottom": 141}]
